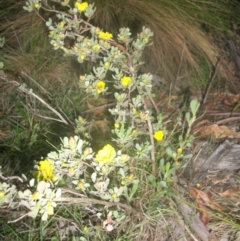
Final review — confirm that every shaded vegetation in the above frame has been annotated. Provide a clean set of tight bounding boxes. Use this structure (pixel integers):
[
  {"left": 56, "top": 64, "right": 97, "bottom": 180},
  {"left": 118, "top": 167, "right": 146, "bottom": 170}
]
[{"left": 0, "top": 0, "right": 240, "bottom": 240}]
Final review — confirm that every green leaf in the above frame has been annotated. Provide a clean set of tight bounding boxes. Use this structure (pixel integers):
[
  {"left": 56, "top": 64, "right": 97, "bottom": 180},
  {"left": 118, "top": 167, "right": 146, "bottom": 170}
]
[
  {"left": 147, "top": 174, "right": 155, "bottom": 183},
  {"left": 130, "top": 183, "right": 139, "bottom": 197},
  {"left": 185, "top": 112, "right": 190, "bottom": 123},
  {"left": 159, "top": 181, "right": 167, "bottom": 188},
  {"left": 113, "top": 210, "right": 119, "bottom": 218},
  {"left": 190, "top": 99, "right": 200, "bottom": 116},
  {"left": 135, "top": 143, "right": 141, "bottom": 151},
  {"left": 166, "top": 147, "right": 172, "bottom": 157},
  {"left": 165, "top": 162, "right": 170, "bottom": 172}
]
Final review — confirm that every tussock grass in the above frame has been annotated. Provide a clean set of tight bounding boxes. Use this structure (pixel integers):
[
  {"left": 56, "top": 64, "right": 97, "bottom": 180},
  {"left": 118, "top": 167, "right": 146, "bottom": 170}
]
[
  {"left": 91, "top": 0, "right": 238, "bottom": 81},
  {"left": 1, "top": 0, "right": 239, "bottom": 83}
]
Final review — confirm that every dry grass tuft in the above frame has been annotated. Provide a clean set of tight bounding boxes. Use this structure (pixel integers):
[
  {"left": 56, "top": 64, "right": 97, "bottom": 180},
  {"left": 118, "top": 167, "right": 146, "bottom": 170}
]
[
  {"left": 91, "top": 0, "right": 236, "bottom": 81},
  {"left": 1, "top": 0, "right": 237, "bottom": 83}
]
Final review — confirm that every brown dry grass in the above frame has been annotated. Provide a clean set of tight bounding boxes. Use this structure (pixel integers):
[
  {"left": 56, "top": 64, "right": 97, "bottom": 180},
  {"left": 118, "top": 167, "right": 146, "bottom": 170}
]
[
  {"left": 1, "top": 0, "right": 236, "bottom": 84},
  {"left": 90, "top": 0, "right": 234, "bottom": 81}
]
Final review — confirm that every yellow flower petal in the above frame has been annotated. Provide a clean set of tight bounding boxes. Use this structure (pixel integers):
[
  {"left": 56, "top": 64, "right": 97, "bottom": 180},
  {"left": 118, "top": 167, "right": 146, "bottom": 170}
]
[
  {"left": 32, "top": 192, "right": 40, "bottom": 200},
  {"left": 95, "top": 144, "right": 116, "bottom": 164},
  {"left": 77, "top": 181, "right": 85, "bottom": 189},
  {"left": 177, "top": 148, "right": 183, "bottom": 154},
  {"left": 46, "top": 201, "right": 54, "bottom": 215},
  {"left": 34, "top": 3, "right": 40, "bottom": 9},
  {"left": 75, "top": 2, "right": 88, "bottom": 12},
  {"left": 96, "top": 81, "right": 106, "bottom": 94},
  {"left": 0, "top": 191, "right": 5, "bottom": 199},
  {"left": 92, "top": 44, "right": 101, "bottom": 51},
  {"left": 98, "top": 31, "right": 113, "bottom": 40},
  {"left": 121, "top": 76, "right": 131, "bottom": 87},
  {"left": 38, "top": 159, "right": 54, "bottom": 181},
  {"left": 153, "top": 130, "right": 164, "bottom": 141},
  {"left": 104, "top": 62, "right": 110, "bottom": 69},
  {"left": 114, "top": 123, "right": 120, "bottom": 129}
]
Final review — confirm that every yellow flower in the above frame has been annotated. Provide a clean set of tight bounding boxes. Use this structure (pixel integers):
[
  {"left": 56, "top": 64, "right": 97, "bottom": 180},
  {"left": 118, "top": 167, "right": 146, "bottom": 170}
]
[
  {"left": 68, "top": 167, "right": 75, "bottom": 174},
  {"left": 58, "top": 22, "right": 64, "bottom": 29},
  {"left": 77, "top": 181, "right": 85, "bottom": 189},
  {"left": 0, "top": 191, "right": 5, "bottom": 199},
  {"left": 132, "top": 107, "right": 140, "bottom": 117},
  {"left": 32, "top": 192, "right": 40, "bottom": 200},
  {"left": 196, "top": 183, "right": 201, "bottom": 188},
  {"left": 38, "top": 159, "right": 54, "bottom": 181},
  {"left": 127, "top": 174, "right": 134, "bottom": 181},
  {"left": 112, "top": 193, "right": 118, "bottom": 199},
  {"left": 59, "top": 33, "right": 65, "bottom": 40},
  {"left": 34, "top": 3, "right": 40, "bottom": 9},
  {"left": 92, "top": 44, "right": 101, "bottom": 51},
  {"left": 104, "top": 62, "right": 110, "bottom": 69},
  {"left": 121, "top": 76, "right": 131, "bottom": 87},
  {"left": 83, "top": 226, "right": 89, "bottom": 234},
  {"left": 98, "top": 31, "right": 113, "bottom": 40},
  {"left": 100, "top": 166, "right": 109, "bottom": 174},
  {"left": 49, "top": 30, "right": 55, "bottom": 36},
  {"left": 120, "top": 154, "right": 129, "bottom": 162},
  {"left": 75, "top": 2, "right": 88, "bottom": 12},
  {"left": 114, "top": 123, "right": 120, "bottom": 129},
  {"left": 153, "top": 130, "right": 164, "bottom": 141},
  {"left": 96, "top": 81, "right": 106, "bottom": 94},
  {"left": 95, "top": 144, "right": 116, "bottom": 164},
  {"left": 46, "top": 201, "right": 54, "bottom": 215},
  {"left": 177, "top": 148, "right": 183, "bottom": 155}
]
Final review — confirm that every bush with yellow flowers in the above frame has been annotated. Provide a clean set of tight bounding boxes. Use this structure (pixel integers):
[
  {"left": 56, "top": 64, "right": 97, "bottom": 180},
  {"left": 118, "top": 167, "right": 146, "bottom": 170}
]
[{"left": 0, "top": 0, "right": 200, "bottom": 237}]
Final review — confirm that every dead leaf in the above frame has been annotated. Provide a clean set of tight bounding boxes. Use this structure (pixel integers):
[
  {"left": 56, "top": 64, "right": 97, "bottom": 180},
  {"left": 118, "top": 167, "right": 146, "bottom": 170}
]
[
  {"left": 198, "top": 202, "right": 211, "bottom": 229},
  {"left": 90, "top": 118, "right": 110, "bottom": 134},
  {"left": 190, "top": 187, "right": 211, "bottom": 230},
  {"left": 223, "top": 93, "right": 240, "bottom": 106},
  {"left": 190, "top": 187, "right": 223, "bottom": 230},
  {"left": 220, "top": 187, "right": 240, "bottom": 200},
  {"left": 86, "top": 101, "right": 106, "bottom": 117},
  {"left": 198, "top": 124, "right": 237, "bottom": 138},
  {"left": 190, "top": 187, "right": 222, "bottom": 211}
]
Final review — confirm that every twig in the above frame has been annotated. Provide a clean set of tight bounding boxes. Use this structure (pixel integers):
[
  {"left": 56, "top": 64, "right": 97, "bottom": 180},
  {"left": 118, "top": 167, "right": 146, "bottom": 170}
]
[
  {"left": 21, "top": 72, "right": 50, "bottom": 96},
  {"left": 8, "top": 213, "right": 29, "bottom": 223},
  {"left": 216, "top": 116, "right": 240, "bottom": 125},
  {"left": 0, "top": 76, "right": 68, "bottom": 125},
  {"left": 22, "top": 88, "right": 68, "bottom": 124},
  {"left": 55, "top": 196, "right": 135, "bottom": 213},
  {"left": 80, "top": 103, "right": 116, "bottom": 114},
  {"left": 142, "top": 98, "right": 156, "bottom": 176},
  {"left": 0, "top": 174, "right": 24, "bottom": 183},
  {"left": 147, "top": 94, "right": 159, "bottom": 114}
]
